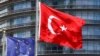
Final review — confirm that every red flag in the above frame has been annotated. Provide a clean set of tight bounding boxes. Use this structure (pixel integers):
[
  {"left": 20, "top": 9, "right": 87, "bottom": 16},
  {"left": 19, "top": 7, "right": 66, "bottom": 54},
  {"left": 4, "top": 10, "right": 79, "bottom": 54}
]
[{"left": 39, "top": 2, "right": 85, "bottom": 49}]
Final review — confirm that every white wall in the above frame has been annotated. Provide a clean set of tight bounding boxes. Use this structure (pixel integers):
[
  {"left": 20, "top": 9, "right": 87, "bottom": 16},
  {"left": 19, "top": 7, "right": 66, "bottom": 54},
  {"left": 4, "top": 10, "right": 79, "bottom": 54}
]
[
  {"left": 0, "top": 22, "right": 9, "bottom": 28},
  {"left": 0, "top": 0, "right": 8, "bottom": 3},
  {"left": 0, "top": 8, "right": 8, "bottom": 17},
  {"left": 13, "top": 30, "right": 31, "bottom": 38}
]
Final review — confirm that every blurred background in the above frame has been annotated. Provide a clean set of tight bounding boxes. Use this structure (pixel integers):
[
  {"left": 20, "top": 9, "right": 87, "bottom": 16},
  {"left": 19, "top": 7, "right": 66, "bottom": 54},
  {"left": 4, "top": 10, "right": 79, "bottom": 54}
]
[{"left": 0, "top": 0, "right": 100, "bottom": 56}]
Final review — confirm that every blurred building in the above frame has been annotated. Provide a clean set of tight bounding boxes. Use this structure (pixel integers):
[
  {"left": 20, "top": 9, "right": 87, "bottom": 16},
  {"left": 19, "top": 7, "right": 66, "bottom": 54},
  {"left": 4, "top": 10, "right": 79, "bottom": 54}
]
[
  {"left": 0, "top": 0, "right": 35, "bottom": 55},
  {"left": 38, "top": 0, "right": 100, "bottom": 56},
  {"left": 0, "top": 0, "right": 100, "bottom": 56}
]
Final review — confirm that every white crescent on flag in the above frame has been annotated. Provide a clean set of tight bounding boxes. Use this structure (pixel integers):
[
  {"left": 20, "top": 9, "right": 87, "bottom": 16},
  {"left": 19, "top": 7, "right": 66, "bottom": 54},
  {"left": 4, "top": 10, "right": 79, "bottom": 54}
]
[
  {"left": 48, "top": 15, "right": 67, "bottom": 35},
  {"left": 48, "top": 15, "right": 58, "bottom": 35}
]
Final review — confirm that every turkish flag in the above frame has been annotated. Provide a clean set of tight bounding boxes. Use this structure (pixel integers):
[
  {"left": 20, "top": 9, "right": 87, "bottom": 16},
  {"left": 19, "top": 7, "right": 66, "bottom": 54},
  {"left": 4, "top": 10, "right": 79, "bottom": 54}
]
[{"left": 39, "top": 2, "right": 85, "bottom": 49}]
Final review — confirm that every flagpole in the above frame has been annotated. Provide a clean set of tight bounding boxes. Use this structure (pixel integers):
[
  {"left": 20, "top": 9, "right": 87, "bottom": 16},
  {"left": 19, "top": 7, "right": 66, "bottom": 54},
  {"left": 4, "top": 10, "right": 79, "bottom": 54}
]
[
  {"left": 2, "top": 29, "right": 6, "bottom": 56},
  {"left": 35, "top": 0, "right": 40, "bottom": 56}
]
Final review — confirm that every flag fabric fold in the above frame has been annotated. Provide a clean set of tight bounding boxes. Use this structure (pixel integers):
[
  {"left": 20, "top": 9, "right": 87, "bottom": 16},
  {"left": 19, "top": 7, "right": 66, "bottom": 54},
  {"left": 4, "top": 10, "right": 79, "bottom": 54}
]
[
  {"left": 39, "top": 2, "right": 85, "bottom": 49},
  {"left": 7, "top": 37, "right": 35, "bottom": 56}
]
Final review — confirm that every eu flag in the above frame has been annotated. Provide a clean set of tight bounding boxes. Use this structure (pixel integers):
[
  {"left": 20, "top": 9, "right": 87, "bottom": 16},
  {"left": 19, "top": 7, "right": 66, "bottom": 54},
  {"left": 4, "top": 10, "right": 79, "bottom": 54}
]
[{"left": 7, "top": 37, "right": 35, "bottom": 56}]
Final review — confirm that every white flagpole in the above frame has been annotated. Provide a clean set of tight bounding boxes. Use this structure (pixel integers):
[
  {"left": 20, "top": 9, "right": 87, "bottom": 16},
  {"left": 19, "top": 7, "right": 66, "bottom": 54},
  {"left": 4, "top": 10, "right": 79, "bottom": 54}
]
[
  {"left": 35, "top": 0, "right": 40, "bottom": 56},
  {"left": 2, "top": 29, "right": 6, "bottom": 56}
]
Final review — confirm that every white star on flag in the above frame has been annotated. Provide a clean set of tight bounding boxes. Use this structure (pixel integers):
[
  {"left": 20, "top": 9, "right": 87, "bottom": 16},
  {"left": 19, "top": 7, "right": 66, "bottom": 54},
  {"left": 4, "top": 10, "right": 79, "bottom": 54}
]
[{"left": 60, "top": 25, "right": 67, "bottom": 31}]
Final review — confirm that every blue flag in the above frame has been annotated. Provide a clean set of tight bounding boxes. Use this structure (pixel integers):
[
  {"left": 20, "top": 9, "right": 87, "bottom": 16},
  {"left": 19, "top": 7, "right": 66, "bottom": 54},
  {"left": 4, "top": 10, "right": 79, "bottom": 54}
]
[{"left": 7, "top": 37, "right": 35, "bottom": 56}]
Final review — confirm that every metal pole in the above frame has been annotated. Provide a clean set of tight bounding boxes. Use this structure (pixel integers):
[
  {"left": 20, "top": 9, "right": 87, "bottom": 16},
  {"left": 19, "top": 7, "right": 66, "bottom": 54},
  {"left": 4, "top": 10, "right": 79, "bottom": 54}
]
[
  {"left": 2, "top": 29, "right": 6, "bottom": 56},
  {"left": 35, "top": 0, "right": 40, "bottom": 56}
]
